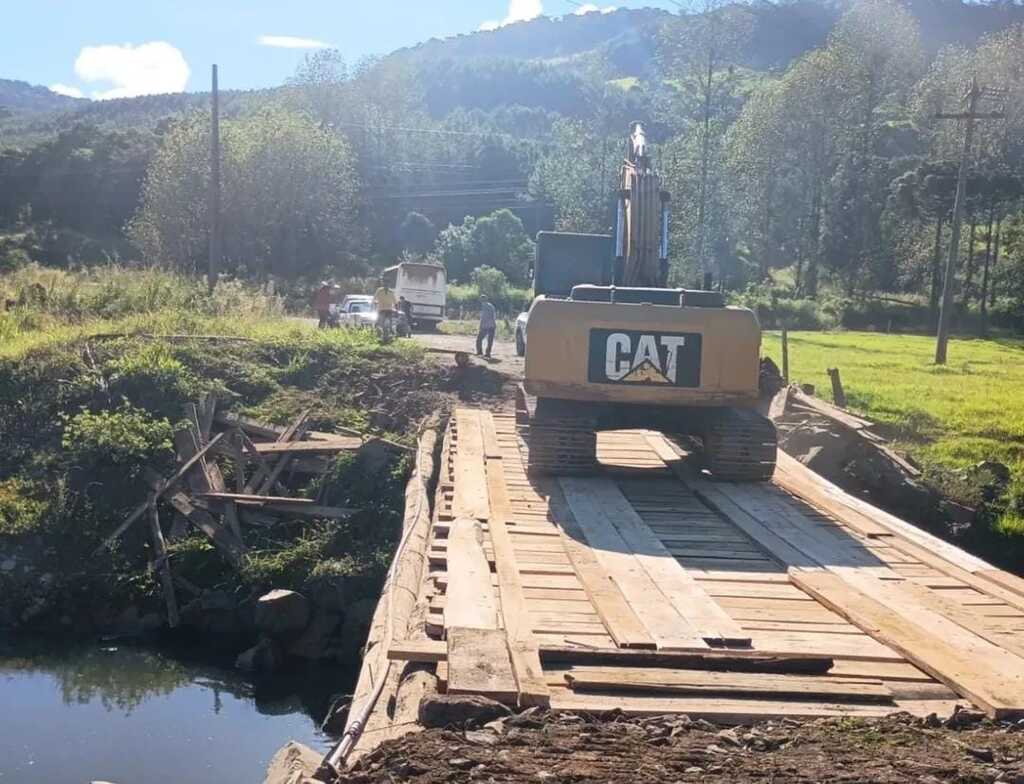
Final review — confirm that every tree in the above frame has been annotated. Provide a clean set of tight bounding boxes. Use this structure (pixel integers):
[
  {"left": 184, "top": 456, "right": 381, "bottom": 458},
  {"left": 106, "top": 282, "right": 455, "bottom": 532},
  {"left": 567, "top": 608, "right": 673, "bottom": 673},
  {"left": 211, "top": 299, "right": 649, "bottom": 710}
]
[
  {"left": 660, "top": 1, "right": 754, "bottom": 286},
  {"left": 399, "top": 212, "right": 437, "bottom": 255},
  {"left": 434, "top": 209, "right": 535, "bottom": 284},
  {"left": 129, "top": 108, "right": 361, "bottom": 280},
  {"left": 470, "top": 265, "right": 510, "bottom": 303}
]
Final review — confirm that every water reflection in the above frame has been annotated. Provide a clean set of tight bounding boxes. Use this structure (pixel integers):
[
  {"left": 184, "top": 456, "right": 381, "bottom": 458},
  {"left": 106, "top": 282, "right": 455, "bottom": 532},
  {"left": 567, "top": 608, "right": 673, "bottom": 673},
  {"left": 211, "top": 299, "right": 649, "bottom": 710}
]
[{"left": 0, "top": 635, "right": 354, "bottom": 784}]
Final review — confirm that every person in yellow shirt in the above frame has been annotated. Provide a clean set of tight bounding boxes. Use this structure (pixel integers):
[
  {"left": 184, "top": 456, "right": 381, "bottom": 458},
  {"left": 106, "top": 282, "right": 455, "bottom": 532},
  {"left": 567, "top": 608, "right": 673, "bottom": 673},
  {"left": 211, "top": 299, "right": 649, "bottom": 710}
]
[{"left": 374, "top": 280, "right": 397, "bottom": 335}]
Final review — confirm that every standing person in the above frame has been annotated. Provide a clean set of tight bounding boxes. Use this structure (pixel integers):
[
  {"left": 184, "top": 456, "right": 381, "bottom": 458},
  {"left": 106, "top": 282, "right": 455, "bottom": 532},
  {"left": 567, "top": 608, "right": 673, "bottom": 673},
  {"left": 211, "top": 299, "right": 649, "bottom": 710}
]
[
  {"left": 398, "top": 295, "right": 414, "bottom": 334},
  {"left": 313, "top": 281, "right": 333, "bottom": 329},
  {"left": 374, "top": 279, "right": 397, "bottom": 336},
  {"left": 476, "top": 294, "right": 497, "bottom": 358}
]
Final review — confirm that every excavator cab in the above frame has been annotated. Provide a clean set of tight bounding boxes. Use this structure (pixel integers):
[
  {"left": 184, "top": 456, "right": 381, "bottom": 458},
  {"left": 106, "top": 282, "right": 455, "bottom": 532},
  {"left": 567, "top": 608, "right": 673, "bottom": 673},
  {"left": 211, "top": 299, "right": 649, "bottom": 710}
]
[{"left": 519, "top": 124, "right": 776, "bottom": 481}]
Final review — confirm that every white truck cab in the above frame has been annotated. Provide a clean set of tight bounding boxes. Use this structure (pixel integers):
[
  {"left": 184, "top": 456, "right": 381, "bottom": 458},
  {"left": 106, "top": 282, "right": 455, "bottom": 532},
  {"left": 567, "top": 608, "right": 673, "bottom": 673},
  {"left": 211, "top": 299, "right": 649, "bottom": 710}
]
[{"left": 382, "top": 262, "right": 446, "bottom": 329}]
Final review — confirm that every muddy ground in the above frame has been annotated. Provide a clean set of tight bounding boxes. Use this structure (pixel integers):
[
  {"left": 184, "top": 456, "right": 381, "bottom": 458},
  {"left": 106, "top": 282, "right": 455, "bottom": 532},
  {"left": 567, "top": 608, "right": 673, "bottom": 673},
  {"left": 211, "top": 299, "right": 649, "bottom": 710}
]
[{"left": 341, "top": 708, "right": 1024, "bottom": 784}]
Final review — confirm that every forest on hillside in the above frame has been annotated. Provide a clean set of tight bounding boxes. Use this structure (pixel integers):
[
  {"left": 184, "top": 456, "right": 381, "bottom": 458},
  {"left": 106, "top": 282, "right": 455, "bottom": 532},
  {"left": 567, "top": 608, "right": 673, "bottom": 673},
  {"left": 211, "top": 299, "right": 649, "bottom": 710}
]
[{"left": 1, "top": 0, "right": 1024, "bottom": 331}]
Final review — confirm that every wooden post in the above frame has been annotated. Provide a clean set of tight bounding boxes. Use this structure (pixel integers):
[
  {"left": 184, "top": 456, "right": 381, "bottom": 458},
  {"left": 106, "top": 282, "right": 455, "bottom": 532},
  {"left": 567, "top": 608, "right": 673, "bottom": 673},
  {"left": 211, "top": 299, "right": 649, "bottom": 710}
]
[
  {"left": 827, "top": 367, "right": 847, "bottom": 408},
  {"left": 781, "top": 327, "right": 789, "bottom": 385},
  {"left": 208, "top": 64, "right": 221, "bottom": 293},
  {"left": 148, "top": 500, "right": 179, "bottom": 628}
]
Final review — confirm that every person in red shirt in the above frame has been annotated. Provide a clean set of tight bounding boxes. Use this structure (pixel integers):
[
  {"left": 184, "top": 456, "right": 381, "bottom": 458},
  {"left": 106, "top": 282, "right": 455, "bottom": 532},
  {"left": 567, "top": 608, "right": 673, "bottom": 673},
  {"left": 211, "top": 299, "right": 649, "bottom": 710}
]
[{"left": 313, "top": 281, "right": 333, "bottom": 328}]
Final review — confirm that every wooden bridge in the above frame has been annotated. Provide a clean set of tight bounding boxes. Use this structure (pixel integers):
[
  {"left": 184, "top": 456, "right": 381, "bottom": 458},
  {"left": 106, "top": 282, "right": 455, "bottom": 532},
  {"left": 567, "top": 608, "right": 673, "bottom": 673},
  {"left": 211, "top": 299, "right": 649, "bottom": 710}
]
[{"left": 336, "top": 407, "right": 1024, "bottom": 764}]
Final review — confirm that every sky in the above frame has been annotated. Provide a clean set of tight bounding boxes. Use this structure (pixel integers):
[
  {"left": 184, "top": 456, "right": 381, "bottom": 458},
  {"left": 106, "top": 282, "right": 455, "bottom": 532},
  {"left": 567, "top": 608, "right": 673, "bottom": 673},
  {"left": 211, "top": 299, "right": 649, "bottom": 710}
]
[{"left": 0, "top": 0, "right": 676, "bottom": 100}]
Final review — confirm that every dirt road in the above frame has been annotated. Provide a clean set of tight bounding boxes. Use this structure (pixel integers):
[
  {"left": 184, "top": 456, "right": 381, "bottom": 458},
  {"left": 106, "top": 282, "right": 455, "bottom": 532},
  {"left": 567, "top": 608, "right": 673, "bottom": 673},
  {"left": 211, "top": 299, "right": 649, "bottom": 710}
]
[{"left": 414, "top": 330, "right": 524, "bottom": 380}]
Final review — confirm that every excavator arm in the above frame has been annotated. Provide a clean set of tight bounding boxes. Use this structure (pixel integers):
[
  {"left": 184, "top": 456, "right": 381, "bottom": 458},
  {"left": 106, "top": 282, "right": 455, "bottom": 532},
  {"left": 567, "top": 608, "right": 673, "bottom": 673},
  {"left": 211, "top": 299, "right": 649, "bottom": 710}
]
[{"left": 615, "top": 123, "right": 671, "bottom": 288}]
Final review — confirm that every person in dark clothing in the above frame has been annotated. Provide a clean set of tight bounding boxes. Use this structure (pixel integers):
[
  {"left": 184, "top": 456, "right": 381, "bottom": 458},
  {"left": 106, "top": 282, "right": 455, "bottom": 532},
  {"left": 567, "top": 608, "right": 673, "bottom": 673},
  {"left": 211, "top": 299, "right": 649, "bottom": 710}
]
[
  {"left": 476, "top": 295, "right": 497, "bottom": 358},
  {"left": 398, "top": 295, "right": 414, "bottom": 334}
]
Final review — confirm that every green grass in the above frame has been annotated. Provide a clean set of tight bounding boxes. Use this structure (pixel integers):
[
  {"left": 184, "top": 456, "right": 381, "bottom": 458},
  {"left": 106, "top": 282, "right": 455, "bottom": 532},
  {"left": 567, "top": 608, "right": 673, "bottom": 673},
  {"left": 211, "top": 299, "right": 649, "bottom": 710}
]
[
  {"left": 0, "top": 264, "right": 441, "bottom": 629},
  {"left": 440, "top": 319, "right": 517, "bottom": 340},
  {"left": 762, "top": 330, "right": 1024, "bottom": 534}
]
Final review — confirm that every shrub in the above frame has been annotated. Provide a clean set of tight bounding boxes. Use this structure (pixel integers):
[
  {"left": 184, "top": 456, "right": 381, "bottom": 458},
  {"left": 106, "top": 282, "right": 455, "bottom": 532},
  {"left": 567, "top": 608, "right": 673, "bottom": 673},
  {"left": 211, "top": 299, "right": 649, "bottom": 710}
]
[
  {"left": 105, "top": 343, "right": 198, "bottom": 416},
  {"left": 62, "top": 404, "right": 174, "bottom": 469},
  {"left": 0, "top": 249, "right": 31, "bottom": 274},
  {"left": 0, "top": 478, "right": 48, "bottom": 536}
]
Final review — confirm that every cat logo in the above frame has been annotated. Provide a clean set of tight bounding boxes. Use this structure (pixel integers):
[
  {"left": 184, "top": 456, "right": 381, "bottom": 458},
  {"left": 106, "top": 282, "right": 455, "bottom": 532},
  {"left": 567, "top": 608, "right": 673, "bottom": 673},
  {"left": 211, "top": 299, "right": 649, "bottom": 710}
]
[{"left": 587, "top": 329, "right": 702, "bottom": 388}]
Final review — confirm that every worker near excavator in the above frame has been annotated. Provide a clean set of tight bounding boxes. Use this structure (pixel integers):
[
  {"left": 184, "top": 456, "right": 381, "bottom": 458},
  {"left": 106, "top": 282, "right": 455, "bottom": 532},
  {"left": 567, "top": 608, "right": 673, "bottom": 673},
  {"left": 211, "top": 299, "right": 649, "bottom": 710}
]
[
  {"left": 374, "top": 279, "right": 397, "bottom": 335},
  {"left": 476, "top": 294, "right": 496, "bottom": 358}
]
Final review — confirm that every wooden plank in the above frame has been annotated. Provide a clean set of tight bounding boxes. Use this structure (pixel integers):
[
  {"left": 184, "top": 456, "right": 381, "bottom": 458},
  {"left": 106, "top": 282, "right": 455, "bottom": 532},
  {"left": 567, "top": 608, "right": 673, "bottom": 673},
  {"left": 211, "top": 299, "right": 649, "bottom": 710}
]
[
  {"left": 479, "top": 409, "right": 503, "bottom": 460},
  {"left": 793, "top": 570, "right": 1024, "bottom": 719},
  {"left": 773, "top": 452, "right": 891, "bottom": 538},
  {"left": 548, "top": 521, "right": 651, "bottom": 650},
  {"left": 223, "top": 500, "right": 242, "bottom": 543},
  {"left": 198, "top": 492, "right": 314, "bottom": 505},
  {"left": 445, "top": 517, "right": 498, "bottom": 628},
  {"left": 452, "top": 410, "right": 490, "bottom": 520},
  {"left": 977, "top": 569, "right": 1024, "bottom": 600},
  {"left": 480, "top": 412, "right": 549, "bottom": 707},
  {"left": 389, "top": 639, "right": 447, "bottom": 663},
  {"left": 567, "top": 477, "right": 749, "bottom": 647},
  {"left": 147, "top": 500, "right": 179, "bottom": 627},
  {"left": 164, "top": 489, "right": 246, "bottom": 565},
  {"left": 250, "top": 439, "right": 362, "bottom": 454},
  {"left": 548, "top": 691, "right": 895, "bottom": 721},
  {"left": 93, "top": 432, "right": 225, "bottom": 553},
  {"left": 893, "top": 579, "right": 1024, "bottom": 660},
  {"left": 563, "top": 666, "right": 893, "bottom": 703},
  {"left": 559, "top": 478, "right": 707, "bottom": 650},
  {"left": 540, "top": 645, "right": 832, "bottom": 674},
  {"left": 447, "top": 627, "right": 518, "bottom": 703},
  {"left": 257, "top": 408, "right": 310, "bottom": 494}
]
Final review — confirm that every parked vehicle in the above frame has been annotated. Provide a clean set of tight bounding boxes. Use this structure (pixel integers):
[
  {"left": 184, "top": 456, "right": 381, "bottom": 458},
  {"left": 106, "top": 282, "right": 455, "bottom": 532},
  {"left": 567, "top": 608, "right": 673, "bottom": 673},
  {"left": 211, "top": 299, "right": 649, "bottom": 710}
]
[
  {"left": 333, "top": 295, "right": 377, "bottom": 328},
  {"left": 515, "top": 311, "right": 528, "bottom": 356},
  {"left": 381, "top": 262, "right": 446, "bottom": 329}
]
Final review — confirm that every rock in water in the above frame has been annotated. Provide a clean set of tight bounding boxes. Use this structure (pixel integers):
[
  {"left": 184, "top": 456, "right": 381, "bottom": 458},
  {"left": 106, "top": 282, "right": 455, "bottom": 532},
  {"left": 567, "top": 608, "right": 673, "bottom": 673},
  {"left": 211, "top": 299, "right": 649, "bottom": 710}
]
[
  {"left": 236, "top": 637, "right": 283, "bottom": 675},
  {"left": 263, "top": 741, "right": 322, "bottom": 784},
  {"left": 419, "top": 694, "right": 511, "bottom": 728},
  {"left": 255, "top": 589, "right": 311, "bottom": 637}
]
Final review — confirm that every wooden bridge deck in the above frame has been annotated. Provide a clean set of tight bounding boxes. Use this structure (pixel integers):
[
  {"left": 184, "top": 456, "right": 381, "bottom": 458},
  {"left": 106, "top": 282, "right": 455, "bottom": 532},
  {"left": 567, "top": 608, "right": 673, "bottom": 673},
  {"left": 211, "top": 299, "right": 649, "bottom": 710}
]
[{"left": 385, "top": 407, "right": 1024, "bottom": 727}]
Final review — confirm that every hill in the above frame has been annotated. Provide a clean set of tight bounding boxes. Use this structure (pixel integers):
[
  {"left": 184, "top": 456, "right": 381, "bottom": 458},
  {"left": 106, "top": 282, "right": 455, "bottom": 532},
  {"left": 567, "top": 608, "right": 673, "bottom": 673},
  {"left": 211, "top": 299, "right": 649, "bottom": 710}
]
[{"left": 0, "top": 79, "right": 85, "bottom": 116}]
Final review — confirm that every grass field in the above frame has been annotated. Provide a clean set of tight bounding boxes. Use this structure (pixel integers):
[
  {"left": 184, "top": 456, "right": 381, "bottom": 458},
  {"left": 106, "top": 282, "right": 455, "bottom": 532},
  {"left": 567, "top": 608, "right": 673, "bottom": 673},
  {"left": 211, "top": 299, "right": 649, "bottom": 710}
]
[{"left": 762, "top": 331, "right": 1024, "bottom": 532}]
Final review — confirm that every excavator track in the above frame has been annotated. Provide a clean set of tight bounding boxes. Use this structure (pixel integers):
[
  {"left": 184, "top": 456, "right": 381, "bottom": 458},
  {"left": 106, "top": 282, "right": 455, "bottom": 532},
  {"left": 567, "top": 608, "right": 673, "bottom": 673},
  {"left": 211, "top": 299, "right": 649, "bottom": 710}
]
[
  {"left": 699, "top": 408, "right": 777, "bottom": 482},
  {"left": 516, "top": 391, "right": 597, "bottom": 476}
]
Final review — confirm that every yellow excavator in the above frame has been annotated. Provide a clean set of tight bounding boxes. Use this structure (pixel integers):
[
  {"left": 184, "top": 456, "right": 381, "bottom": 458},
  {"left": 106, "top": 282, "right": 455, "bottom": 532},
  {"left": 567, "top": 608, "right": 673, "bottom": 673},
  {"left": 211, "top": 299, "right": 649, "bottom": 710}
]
[{"left": 519, "top": 123, "right": 777, "bottom": 481}]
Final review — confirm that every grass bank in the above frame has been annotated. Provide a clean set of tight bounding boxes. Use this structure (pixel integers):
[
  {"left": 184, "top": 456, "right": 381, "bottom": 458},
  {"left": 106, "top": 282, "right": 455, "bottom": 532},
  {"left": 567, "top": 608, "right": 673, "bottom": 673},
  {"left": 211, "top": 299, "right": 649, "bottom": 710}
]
[
  {"left": 762, "top": 330, "right": 1024, "bottom": 551},
  {"left": 0, "top": 265, "right": 444, "bottom": 637}
]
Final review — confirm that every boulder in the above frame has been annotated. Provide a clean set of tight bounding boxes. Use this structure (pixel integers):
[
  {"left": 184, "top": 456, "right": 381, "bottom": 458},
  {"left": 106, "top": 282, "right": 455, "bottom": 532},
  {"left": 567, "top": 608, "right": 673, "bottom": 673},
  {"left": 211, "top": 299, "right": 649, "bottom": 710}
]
[
  {"left": 263, "top": 741, "right": 322, "bottom": 784},
  {"left": 255, "top": 590, "right": 311, "bottom": 638},
  {"left": 419, "top": 694, "right": 511, "bottom": 729},
  {"left": 287, "top": 610, "right": 341, "bottom": 660},
  {"left": 236, "top": 637, "right": 284, "bottom": 675}
]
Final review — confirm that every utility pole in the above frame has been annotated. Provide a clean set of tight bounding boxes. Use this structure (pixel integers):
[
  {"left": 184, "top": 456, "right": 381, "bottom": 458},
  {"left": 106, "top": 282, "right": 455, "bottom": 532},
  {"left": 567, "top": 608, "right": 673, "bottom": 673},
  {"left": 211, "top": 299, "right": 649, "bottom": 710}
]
[
  {"left": 933, "top": 79, "right": 1004, "bottom": 364},
  {"left": 208, "top": 64, "right": 222, "bottom": 293}
]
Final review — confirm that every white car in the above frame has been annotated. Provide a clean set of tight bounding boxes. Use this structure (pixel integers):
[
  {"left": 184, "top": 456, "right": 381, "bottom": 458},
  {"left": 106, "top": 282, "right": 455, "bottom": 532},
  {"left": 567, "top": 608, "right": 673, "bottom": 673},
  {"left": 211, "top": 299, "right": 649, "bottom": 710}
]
[
  {"left": 333, "top": 295, "right": 377, "bottom": 328},
  {"left": 515, "top": 310, "right": 529, "bottom": 356}
]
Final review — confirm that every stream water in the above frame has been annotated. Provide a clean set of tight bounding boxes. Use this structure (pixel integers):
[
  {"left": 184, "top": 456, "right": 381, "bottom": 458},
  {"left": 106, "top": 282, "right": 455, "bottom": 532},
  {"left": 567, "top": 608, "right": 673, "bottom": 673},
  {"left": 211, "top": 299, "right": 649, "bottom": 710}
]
[{"left": 0, "top": 635, "right": 353, "bottom": 784}]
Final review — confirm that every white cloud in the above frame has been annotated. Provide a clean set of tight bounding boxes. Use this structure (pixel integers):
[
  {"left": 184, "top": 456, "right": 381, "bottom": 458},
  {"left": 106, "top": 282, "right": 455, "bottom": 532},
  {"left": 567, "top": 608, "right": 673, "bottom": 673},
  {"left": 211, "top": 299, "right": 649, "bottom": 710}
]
[
  {"left": 479, "top": 0, "right": 543, "bottom": 30},
  {"left": 49, "top": 83, "right": 85, "bottom": 99},
  {"left": 74, "top": 42, "right": 190, "bottom": 100},
  {"left": 574, "top": 3, "right": 616, "bottom": 14},
  {"left": 257, "top": 35, "right": 330, "bottom": 49}
]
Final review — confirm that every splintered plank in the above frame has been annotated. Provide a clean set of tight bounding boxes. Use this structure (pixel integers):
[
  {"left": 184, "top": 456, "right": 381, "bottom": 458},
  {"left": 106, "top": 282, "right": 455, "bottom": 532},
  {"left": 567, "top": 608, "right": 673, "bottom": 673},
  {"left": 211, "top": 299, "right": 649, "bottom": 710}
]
[
  {"left": 445, "top": 517, "right": 498, "bottom": 629},
  {"left": 452, "top": 409, "right": 490, "bottom": 520},
  {"left": 559, "top": 478, "right": 707, "bottom": 650},
  {"left": 249, "top": 439, "right": 362, "bottom": 454},
  {"left": 794, "top": 570, "right": 1024, "bottom": 719},
  {"left": 548, "top": 690, "right": 896, "bottom": 722},
  {"left": 447, "top": 627, "right": 518, "bottom": 703},
  {"left": 567, "top": 477, "right": 749, "bottom": 647},
  {"left": 563, "top": 666, "right": 893, "bottom": 704},
  {"left": 479, "top": 411, "right": 550, "bottom": 707}
]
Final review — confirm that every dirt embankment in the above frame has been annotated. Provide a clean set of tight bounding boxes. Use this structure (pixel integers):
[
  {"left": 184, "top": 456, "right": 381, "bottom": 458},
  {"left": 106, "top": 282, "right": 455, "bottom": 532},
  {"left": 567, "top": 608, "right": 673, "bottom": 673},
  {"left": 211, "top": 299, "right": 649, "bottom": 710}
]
[{"left": 340, "top": 708, "right": 1024, "bottom": 784}]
